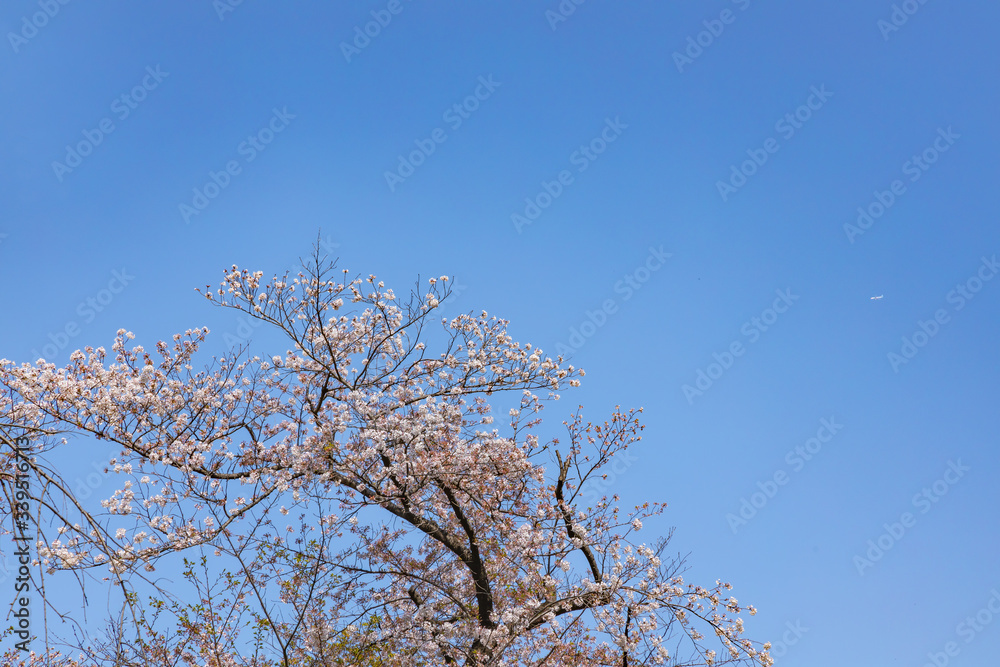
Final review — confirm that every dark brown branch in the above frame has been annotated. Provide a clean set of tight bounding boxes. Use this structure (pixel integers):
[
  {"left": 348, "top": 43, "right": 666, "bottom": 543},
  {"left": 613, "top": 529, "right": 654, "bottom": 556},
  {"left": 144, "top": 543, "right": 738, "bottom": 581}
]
[{"left": 555, "top": 450, "right": 602, "bottom": 584}]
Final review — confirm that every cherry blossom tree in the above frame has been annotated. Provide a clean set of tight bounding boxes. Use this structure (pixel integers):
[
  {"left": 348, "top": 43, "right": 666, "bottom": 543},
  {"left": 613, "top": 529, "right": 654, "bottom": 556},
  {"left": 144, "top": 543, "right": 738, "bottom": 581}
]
[{"left": 0, "top": 244, "right": 772, "bottom": 666}]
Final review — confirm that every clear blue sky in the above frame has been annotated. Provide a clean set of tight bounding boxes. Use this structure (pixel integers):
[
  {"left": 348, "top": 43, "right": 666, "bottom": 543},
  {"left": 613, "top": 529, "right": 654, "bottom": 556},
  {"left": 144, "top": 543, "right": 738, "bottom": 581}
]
[{"left": 2, "top": 2, "right": 999, "bottom": 664}]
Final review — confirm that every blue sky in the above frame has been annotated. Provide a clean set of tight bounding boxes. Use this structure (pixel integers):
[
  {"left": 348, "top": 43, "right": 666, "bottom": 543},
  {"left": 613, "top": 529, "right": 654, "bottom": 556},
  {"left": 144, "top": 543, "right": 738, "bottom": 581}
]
[{"left": 2, "top": 1, "right": 999, "bottom": 664}]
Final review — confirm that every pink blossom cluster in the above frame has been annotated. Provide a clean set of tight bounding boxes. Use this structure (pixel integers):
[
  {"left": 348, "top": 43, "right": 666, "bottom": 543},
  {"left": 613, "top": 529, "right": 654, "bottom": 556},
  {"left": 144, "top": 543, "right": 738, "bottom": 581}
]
[{"left": 0, "top": 257, "right": 770, "bottom": 666}]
